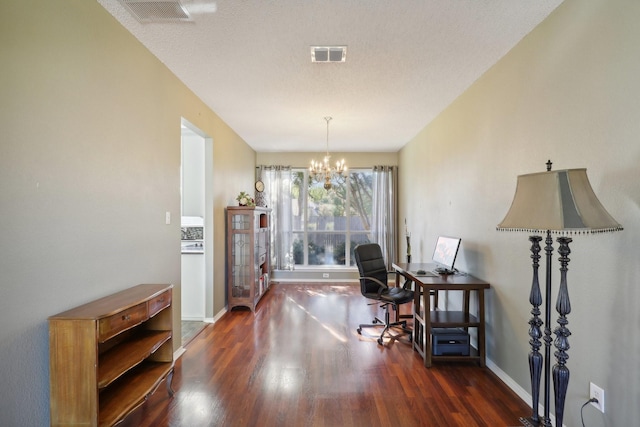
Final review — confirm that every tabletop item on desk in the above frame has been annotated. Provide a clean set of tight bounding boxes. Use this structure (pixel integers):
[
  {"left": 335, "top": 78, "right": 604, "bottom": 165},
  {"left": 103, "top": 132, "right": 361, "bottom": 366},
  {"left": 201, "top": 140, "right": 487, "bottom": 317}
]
[
  {"left": 413, "top": 269, "right": 438, "bottom": 277},
  {"left": 434, "top": 267, "right": 457, "bottom": 275}
]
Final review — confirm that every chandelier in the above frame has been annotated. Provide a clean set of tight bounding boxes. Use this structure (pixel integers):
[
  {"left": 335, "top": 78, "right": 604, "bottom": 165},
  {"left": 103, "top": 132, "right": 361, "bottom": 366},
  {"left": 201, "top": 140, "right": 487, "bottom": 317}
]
[{"left": 309, "top": 116, "right": 347, "bottom": 190}]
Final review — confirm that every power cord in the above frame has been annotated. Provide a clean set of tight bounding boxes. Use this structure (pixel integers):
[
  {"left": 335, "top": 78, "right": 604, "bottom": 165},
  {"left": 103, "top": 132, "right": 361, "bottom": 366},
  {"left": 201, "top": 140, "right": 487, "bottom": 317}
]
[{"left": 581, "top": 398, "right": 599, "bottom": 427}]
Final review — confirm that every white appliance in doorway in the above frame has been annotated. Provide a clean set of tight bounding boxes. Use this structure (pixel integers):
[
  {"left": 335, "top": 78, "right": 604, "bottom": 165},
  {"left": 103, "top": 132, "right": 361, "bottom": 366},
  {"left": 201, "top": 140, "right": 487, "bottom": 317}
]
[
  {"left": 181, "top": 124, "right": 207, "bottom": 321},
  {"left": 181, "top": 216, "right": 205, "bottom": 319}
]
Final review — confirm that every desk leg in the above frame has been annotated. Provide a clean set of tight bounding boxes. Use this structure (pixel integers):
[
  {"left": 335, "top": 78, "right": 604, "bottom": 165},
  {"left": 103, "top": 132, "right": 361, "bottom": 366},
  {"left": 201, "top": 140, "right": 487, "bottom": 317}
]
[
  {"left": 478, "top": 289, "right": 486, "bottom": 367},
  {"left": 463, "top": 290, "right": 470, "bottom": 318},
  {"left": 424, "top": 287, "right": 432, "bottom": 367},
  {"left": 463, "top": 290, "right": 470, "bottom": 338},
  {"left": 412, "top": 280, "right": 421, "bottom": 354}
]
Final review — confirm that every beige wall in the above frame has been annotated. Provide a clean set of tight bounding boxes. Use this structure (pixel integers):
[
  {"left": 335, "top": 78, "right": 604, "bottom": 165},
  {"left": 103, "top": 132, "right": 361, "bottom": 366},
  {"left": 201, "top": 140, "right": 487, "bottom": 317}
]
[
  {"left": 0, "top": 1, "right": 255, "bottom": 425},
  {"left": 212, "top": 120, "right": 256, "bottom": 314},
  {"left": 399, "top": 0, "right": 639, "bottom": 426}
]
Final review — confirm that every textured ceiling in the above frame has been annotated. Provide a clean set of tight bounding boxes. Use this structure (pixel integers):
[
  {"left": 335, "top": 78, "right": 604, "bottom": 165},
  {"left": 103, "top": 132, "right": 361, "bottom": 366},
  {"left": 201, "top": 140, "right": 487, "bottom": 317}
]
[{"left": 97, "top": 0, "right": 563, "bottom": 152}]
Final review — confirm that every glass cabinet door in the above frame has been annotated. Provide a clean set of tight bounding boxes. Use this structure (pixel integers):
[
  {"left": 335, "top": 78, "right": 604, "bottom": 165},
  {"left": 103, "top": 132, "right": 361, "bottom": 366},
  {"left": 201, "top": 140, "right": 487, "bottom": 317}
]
[
  {"left": 231, "top": 232, "right": 251, "bottom": 298},
  {"left": 231, "top": 212, "right": 252, "bottom": 231}
]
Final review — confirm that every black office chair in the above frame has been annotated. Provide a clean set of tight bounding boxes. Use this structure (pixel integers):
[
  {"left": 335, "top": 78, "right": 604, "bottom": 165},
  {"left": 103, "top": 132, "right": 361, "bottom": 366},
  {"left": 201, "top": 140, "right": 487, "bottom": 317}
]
[{"left": 354, "top": 243, "right": 414, "bottom": 345}]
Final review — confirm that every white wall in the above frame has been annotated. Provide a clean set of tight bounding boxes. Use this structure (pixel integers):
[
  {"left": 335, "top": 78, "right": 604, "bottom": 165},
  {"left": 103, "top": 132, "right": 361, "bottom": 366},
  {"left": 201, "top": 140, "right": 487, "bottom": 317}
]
[
  {"left": 0, "top": 1, "right": 255, "bottom": 425},
  {"left": 399, "top": 0, "right": 639, "bottom": 426},
  {"left": 181, "top": 131, "right": 205, "bottom": 217}
]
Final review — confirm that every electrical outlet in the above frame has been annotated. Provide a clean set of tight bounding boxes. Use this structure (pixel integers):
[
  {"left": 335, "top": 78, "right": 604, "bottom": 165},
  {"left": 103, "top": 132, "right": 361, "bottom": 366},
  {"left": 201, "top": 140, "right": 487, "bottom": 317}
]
[
  {"left": 590, "top": 382, "right": 605, "bottom": 413},
  {"left": 322, "top": 273, "right": 330, "bottom": 278}
]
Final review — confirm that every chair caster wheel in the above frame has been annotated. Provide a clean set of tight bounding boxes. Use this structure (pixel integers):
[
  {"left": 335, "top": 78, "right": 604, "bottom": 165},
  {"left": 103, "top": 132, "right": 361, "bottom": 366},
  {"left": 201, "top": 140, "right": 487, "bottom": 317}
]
[
  {"left": 357, "top": 328, "right": 362, "bottom": 335},
  {"left": 377, "top": 338, "right": 384, "bottom": 345}
]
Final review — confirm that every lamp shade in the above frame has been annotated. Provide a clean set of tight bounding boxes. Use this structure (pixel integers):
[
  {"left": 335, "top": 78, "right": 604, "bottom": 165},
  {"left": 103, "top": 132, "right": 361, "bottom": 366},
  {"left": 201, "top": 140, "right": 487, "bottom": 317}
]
[{"left": 497, "top": 169, "right": 622, "bottom": 233}]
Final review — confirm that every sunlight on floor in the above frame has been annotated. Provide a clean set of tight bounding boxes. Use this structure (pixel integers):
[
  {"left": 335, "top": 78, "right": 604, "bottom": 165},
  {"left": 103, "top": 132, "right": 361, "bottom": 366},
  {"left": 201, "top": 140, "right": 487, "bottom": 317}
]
[{"left": 286, "top": 296, "right": 348, "bottom": 343}]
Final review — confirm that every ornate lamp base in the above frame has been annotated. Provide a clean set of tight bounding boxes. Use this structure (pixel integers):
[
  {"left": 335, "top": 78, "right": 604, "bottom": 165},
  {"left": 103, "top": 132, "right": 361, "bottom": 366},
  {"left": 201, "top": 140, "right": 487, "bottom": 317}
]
[
  {"left": 520, "top": 417, "right": 536, "bottom": 427},
  {"left": 519, "top": 416, "right": 551, "bottom": 427}
]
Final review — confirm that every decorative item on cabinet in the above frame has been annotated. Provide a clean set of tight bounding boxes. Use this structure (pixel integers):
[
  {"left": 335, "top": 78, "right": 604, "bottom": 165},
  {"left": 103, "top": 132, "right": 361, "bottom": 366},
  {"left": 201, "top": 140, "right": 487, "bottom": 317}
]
[
  {"left": 255, "top": 179, "right": 267, "bottom": 207},
  {"left": 235, "top": 191, "right": 255, "bottom": 207}
]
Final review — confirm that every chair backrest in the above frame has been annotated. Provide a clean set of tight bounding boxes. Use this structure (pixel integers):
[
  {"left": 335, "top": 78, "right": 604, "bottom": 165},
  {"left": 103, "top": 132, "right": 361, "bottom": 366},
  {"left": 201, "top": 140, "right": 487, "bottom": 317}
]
[{"left": 354, "top": 243, "right": 388, "bottom": 295}]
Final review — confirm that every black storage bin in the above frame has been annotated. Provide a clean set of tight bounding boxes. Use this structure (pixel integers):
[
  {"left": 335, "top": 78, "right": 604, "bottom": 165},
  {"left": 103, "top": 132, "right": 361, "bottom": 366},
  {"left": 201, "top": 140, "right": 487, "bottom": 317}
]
[{"left": 432, "top": 328, "right": 470, "bottom": 356}]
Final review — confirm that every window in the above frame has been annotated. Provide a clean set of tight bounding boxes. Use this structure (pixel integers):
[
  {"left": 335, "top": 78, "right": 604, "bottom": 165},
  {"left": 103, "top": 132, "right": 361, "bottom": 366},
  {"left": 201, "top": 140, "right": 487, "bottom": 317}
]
[{"left": 291, "top": 169, "right": 373, "bottom": 267}]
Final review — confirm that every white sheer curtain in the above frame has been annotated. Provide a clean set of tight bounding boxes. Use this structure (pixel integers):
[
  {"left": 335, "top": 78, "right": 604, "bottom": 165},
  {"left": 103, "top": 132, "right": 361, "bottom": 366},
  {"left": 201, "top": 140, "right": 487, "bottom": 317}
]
[
  {"left": 371, "top": 165, "right": 397, "bottom": 269},
  {"left": 258, "top": 165, "right": 294, "bottom": 270}
]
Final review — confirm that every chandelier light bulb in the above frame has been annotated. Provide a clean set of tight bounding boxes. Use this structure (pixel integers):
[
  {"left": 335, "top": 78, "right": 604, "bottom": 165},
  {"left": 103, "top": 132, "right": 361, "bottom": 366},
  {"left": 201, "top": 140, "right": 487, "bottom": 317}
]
[{"left": 309, "top": 116, "right": 347, "bottom": 189}]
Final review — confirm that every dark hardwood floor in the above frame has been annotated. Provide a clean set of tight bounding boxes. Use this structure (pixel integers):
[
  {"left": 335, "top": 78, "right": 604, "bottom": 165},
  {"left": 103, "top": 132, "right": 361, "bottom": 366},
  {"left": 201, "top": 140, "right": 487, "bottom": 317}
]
[{"left": 122, "top": 283, "right": 529, "bottom": 426}]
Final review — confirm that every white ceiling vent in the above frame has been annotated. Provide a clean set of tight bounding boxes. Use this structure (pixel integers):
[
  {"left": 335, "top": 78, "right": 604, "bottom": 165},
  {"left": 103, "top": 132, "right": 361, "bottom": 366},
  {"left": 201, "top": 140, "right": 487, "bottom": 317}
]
[
  {"left": 118, "top": 0, "right": 193, "bottom": 23},
  {"left": 311, "top": 46, "right": 347, "bottom": 63}
]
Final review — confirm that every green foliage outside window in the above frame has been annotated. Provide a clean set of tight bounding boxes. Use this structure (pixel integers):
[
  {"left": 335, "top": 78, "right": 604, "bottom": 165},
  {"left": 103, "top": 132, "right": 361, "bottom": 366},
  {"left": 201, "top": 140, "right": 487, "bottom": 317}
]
[
  {"left": 291, "top": 170, "right": 374, "bottom": 267},
  {"left": 293, "top": 239, "right": 325, "bottom": 265}
]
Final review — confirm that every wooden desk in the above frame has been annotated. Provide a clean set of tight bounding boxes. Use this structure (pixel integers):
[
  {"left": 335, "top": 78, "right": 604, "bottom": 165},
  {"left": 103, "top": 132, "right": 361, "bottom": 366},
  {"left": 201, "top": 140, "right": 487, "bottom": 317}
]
[{"left": 392, "top": 263, "right": 490, "bottom": 368}]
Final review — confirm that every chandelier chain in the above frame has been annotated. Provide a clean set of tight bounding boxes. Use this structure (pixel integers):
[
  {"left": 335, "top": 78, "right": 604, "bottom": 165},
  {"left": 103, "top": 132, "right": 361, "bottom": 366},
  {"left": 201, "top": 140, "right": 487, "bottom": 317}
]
[{"left": 325, "top": 116, "right": 331, "bottom": 155}]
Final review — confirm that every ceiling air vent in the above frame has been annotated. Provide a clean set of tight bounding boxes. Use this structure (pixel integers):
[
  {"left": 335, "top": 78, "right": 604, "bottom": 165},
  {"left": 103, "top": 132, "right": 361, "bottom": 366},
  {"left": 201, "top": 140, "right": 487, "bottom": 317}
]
[
  {"left": 311, "top": 46, "right": 347, "bottom": 63},
  {"left": 119, "top": 0, "right": 193, "bottom": 23}
]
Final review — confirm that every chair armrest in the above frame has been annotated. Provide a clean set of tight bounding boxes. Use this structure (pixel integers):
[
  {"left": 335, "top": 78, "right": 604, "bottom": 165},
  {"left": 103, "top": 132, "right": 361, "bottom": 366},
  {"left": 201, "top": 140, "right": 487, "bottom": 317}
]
[
  {"left": 394, "top": 272, "right": 434, "bottom": 295},
  {"left": 359, "top": 275, "right": 388, "bottom": 297},
  {"left": 392, "top": 270, "right": 414, "bottom": 290}
]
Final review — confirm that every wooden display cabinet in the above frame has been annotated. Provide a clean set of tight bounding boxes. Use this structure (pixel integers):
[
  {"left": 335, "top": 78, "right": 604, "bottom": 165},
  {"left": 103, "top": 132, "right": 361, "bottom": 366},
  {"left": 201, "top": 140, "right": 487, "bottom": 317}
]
[
  {"left": 226, "top": 206, "right": 271, "bottom": 312},
  {"left": 48, "top": 284, "right": 174, "bottom": 427}
]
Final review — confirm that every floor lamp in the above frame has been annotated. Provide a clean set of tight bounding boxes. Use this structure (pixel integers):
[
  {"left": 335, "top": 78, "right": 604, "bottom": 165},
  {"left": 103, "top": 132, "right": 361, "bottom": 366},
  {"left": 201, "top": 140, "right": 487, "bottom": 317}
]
[{"left": 497, "top": 161, "right": 622, "bottom": 427}]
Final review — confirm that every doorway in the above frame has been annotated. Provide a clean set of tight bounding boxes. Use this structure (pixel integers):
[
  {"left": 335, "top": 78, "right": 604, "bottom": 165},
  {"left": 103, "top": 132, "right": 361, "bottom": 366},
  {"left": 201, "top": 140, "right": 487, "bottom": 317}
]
[{"left": 180, "top": 119, "right": 213, "bottom": 345}]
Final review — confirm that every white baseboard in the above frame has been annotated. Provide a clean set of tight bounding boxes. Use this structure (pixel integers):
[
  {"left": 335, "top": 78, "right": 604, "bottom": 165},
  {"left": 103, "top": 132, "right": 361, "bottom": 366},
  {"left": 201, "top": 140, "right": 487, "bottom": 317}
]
[
  {"left": 183, "top": 306, "right": 227, "bottom": 325},
  {"left": 212, "top": 307, "right": 227, "bottom": 322},
  {"left": 174, "top": 346, "right": 186, "bottom": 360},
  {"left": 182, "top": 316, "right": 205, "bottom": 321},
  {"left": 486, "top": 357, "right": 559, "bottom": 426},
  {"left": 175, "top": 308, "right": 225, "bottom": 361}
]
